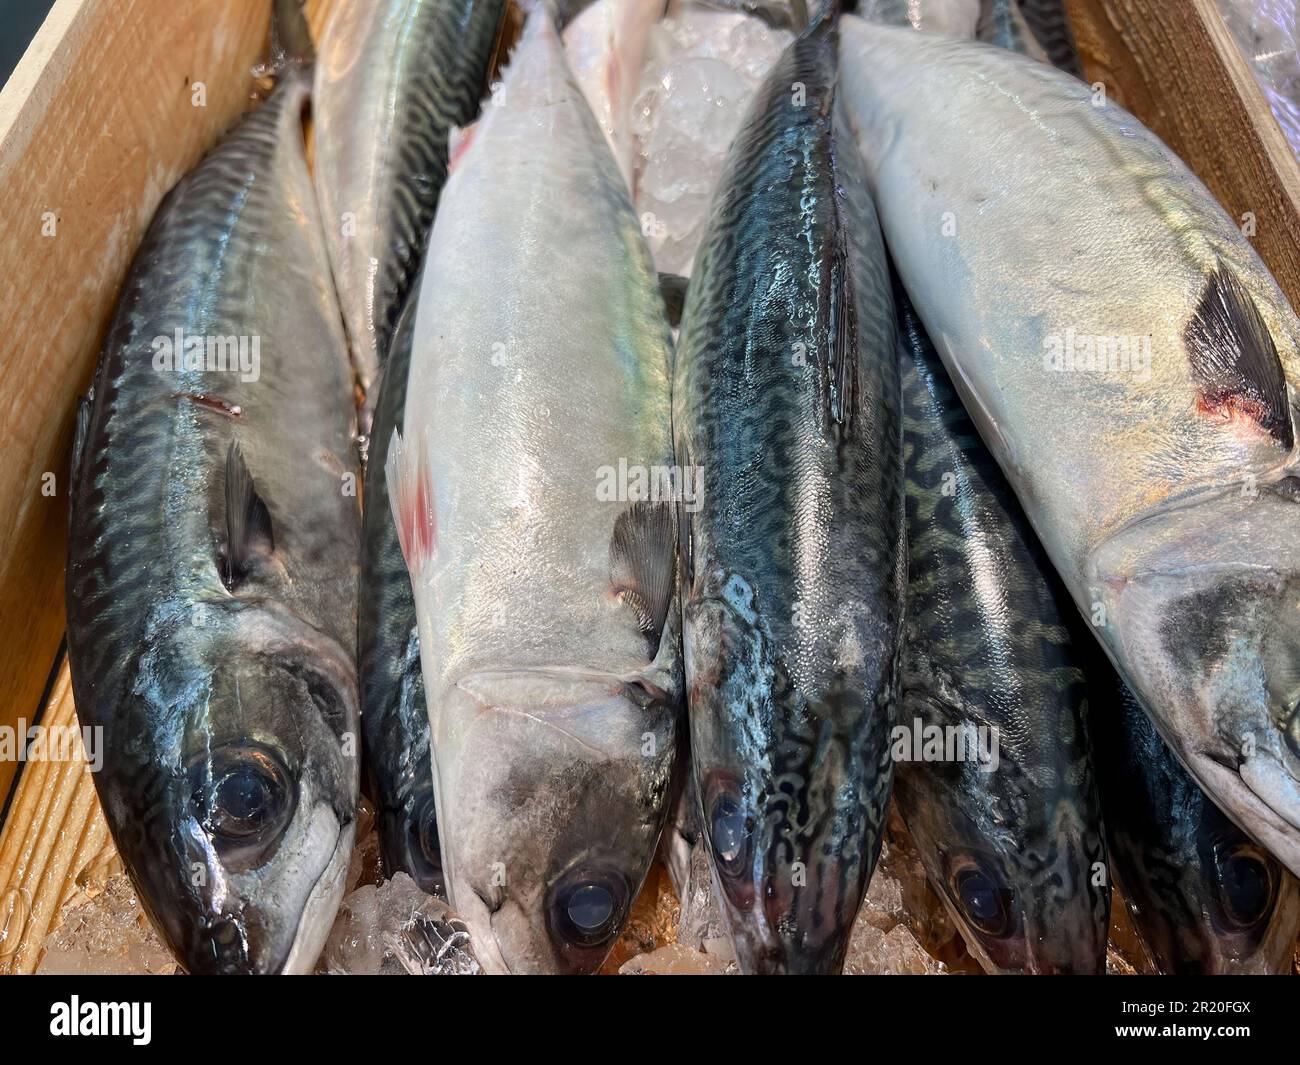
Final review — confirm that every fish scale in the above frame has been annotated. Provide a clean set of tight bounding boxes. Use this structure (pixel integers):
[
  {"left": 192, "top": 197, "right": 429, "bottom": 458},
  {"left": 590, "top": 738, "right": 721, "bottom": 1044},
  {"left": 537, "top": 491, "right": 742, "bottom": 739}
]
[
  {"left": 314, "top": 0, "right": 508, "bottom": 398},
  {"left": 66, "top": 69, "right": 361, "bottom": 975},
  {"left": 673, "top": 11, "right": 903, "bottom": 974}
]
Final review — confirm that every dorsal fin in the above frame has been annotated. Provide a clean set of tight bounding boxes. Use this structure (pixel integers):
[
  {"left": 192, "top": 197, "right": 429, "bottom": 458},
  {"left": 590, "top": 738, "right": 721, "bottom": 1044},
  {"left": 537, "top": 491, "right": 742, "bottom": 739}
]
[
  {"left": 1185, "top": 265, "right": 1293, "bottom": 450},
  {"left": 609, "top": 500, "right": 676, "bottom": 648},
  {"left": 69, "top": 393, "right": 92, "bottom": 491},
  {"left": 826, "top": 221, "right": 858, "bottom": 426},
  {"left": 222, "top": 442, "right": 274, "bottom": 590}
]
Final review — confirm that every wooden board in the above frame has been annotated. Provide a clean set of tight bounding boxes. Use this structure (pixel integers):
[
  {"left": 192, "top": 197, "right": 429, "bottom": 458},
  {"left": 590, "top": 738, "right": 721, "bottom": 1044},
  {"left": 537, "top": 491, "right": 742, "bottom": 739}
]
[
  {"left": 0, "top": 659, "right": 115, "bottom": 975},
  {"left": 1063, "top": 0, "right": 1300, "bottom": 310}
]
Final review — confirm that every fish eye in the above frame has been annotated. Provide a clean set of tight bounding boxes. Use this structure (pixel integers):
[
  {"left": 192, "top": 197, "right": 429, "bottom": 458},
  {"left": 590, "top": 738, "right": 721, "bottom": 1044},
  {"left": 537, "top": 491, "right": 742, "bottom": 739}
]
[
  {"left": 703, "top": 774, "right": 756, "bottom": 909},
  {"left": 712, "top": 795, "right": 749, "bottom": 865},
  {"left": 548, "top": 869, "right": 629, "bottom": 949},
  {"left": 949, "top": 857, "right": 1014, "bottom": 938},
  {"left": 416, "top": 794, "right": 440, "bottom": 868},
  {"left": 188, "top": 743, "right": 294, "bottom": 853},
  {"left": 1213, "top": 841, "right": 1277, "bottom": 930}
]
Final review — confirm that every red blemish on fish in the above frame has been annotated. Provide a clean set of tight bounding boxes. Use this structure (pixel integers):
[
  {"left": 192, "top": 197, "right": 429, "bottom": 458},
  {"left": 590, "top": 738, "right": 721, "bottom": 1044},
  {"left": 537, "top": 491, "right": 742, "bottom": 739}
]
[
  {"left": 176, "top": 392, "right": 242, "bottom": 417},
  {"left": 449, "top": 126, "right": 477, "bottom": 176},
  {"left": 392, "top": 434, "right": 437, "bottom": 575},
  {"left": 1196, "top": 392, "right": 1275, "bottom": 434},
  {"left": 404, "top": 469, "right": 436, "bottom": 571}
]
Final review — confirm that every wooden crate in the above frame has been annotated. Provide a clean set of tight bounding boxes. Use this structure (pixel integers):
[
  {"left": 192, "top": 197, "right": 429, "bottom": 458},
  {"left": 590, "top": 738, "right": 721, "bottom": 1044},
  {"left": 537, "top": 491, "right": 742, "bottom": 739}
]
[{"left": 1, "top": 0, "right": 1298, "bottom": 974}]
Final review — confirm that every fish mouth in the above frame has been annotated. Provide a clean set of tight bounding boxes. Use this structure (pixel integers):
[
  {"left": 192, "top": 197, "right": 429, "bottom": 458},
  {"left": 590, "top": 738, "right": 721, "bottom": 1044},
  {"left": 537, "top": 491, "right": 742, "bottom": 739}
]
[
  {"left": 280, "top": 818, "right": 355, "bottom": 974},
  {"left": 1194, "top": 749, "right": 1300, "bottom": 875},
  {"left": 1237, "top": 747, "right": 1300, "bottom": 833},
  {"left": 191, "top": 812, "right": 353, "bottom": 974}
]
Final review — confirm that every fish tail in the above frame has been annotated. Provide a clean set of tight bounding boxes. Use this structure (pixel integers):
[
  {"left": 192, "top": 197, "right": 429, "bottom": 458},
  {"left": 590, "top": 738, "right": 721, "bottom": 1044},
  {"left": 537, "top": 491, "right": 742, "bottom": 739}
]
[
  {"left": 269, "top": 0, "right": 315, "bottom": 72},
  {"left": 385, "top": 428, "right": 438, "bottom": 581}
]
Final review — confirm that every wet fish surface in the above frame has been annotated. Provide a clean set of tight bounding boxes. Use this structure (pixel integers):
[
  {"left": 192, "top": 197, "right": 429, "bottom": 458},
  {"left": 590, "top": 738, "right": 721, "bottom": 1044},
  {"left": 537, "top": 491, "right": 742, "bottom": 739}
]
[
  {"left": 352, "top": 0, "right": 505, "bottom": 899},
  {"left": 1090, "top": 664, "right": 1300, "bottom": 973},
  {"left": 388, "top": 10, "right": 681, "bottom": 974},
  {"left": 563, "top": 0, "right": 667, "bottom": 185},
  {"left": 313, "top": 0, "right": 507, "bottom": 400},
  {"left": 673, "top": 11, "right": 904, "bottom": 973},
  {"left": 66, "top": 70, "right": 361, "bottom": 974},
  {"left": 896, "top": 292, "right": 1109, "bottom": 973},
  {"left": 840, "top": 16, "right": 1300, "bottom": 876}
]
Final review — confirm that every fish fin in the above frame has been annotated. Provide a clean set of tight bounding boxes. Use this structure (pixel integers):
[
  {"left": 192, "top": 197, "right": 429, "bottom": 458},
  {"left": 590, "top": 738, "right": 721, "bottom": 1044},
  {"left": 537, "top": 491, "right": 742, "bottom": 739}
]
[
  {"left": 1185, "top": 264, "right": 1294, "bottom": 450},
  {"left": 825, "top": 222, "right": 858, "bottom": 426},
  {"left": 658, "top": 272, "right": 688, "bottom": 330},
  {"left": 448, "top": 123, "right": 478, "bottom": 176},
  {"left": 222, "top": 442, "right": 275, "bottom": 590},
  {"left": 386, "top": 428, "right": 438, "bottom": 579},
  {"left": 269, "top": 0, "right": 314, "bottom": 71},
  {"left": 609, "top": 500, "right": 676, "bottom": 645},
  {"left": 69, "top": 392, "right": 92, "bottom": 489}
]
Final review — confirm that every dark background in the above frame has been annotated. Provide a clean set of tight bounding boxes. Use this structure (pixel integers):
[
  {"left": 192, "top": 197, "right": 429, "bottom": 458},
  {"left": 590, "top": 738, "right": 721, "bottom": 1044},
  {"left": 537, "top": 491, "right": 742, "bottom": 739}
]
[{"left": 1, "top": 0, "right": 57, "bottom": 88}]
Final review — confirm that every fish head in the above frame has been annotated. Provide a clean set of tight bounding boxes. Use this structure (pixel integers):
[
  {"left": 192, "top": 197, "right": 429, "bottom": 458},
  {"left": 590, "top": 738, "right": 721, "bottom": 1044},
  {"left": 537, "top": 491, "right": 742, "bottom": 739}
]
[
  {"left": 125, "top": 600, "right": 358, "bottom": 974},
  {"left": 1092, "top": 485, "right": 1300, "bottom": 875},
  {"left": 435, "top": 668, "right": 678, "bottom": 974},
  {"left": 378, "top": 751, "right": 444, "bottom": 898},
  {"left": 1114, "top": 805, "right": 1300, "bottom": 973},
  {"left": 685, "top": 573, "right": 893, "bottom": 974},
  {"left": 893, "top": 744, "right": 1109, "bottom": 974}
]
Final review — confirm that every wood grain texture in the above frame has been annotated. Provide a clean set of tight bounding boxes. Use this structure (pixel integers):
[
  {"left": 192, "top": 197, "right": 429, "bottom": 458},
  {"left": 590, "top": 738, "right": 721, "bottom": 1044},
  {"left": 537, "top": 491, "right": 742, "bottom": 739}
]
[
  {"left": 0, "top": 660, "right": 117, "bottom": 975},
  {"left": 1063, "top": 0, "right": 1300, "bottom": 310}
]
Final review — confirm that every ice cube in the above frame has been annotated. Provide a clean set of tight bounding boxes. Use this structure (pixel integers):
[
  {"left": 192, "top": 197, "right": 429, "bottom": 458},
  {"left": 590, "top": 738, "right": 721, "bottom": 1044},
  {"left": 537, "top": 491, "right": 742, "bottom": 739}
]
[
  {"left": 37, "top": 874, "right": 175, "bottom": 976},
  {"left": 320, "top": 872, "right": 478, "bottom": 976}
]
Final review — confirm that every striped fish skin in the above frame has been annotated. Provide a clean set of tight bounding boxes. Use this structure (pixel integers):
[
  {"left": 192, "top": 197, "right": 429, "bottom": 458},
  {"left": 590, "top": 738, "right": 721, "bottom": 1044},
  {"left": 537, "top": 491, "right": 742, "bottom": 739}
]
[
  {"left": 898, "top": 294, "right": 1109, "bottom": 974},
  {"left": 840, "top": 17, "right": 1300, "bottom": 877},
  {"left": 360, "top": 290, "right": 442, "bottom": 895},
  {"left": 389, "top": 12, "right": 681, "bottom": 974},
  {"left": 1091, "top": 666, "right": 1300, "bottom": 973},
  {"left": 66, "top": 75, "right": 361, "bottom": 975},
  {"left": 313, "top": 0, "right": 506, "bottom": 399},
  {"left": 673, "top": 16, "right": 903, "bottom": 974},
  {"left": 1015, "top": 0, "right": 1083, "bottom": 77},
  {"left": 976, "top": 0, "right": 1048, "bottom": 59}
]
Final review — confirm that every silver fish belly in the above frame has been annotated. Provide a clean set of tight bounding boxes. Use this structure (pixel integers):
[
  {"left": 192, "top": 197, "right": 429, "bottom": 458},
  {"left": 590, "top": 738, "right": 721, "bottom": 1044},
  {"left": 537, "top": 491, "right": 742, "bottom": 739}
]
[
  {"left": 387, "top": 11, "right": 681, "bottom": 974},
  {"left": 352, "top": 0, "right": 505, "bottom": 899}
]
